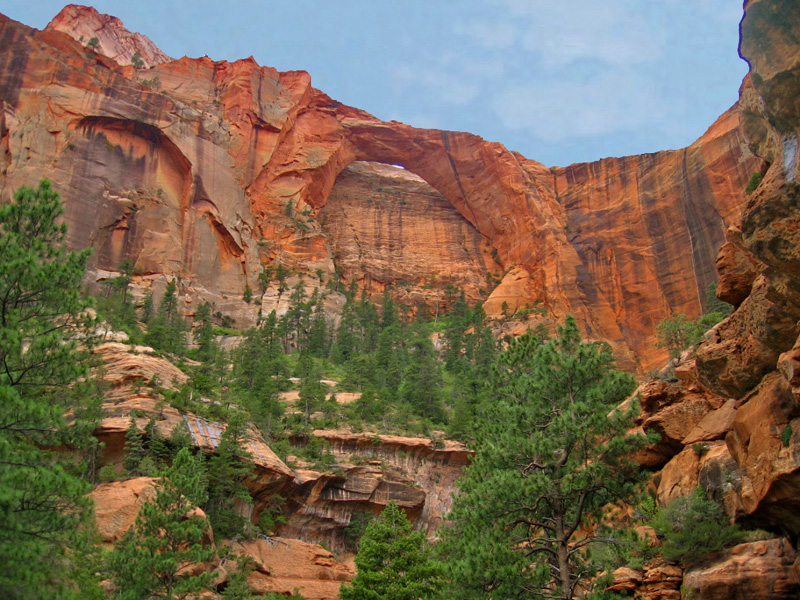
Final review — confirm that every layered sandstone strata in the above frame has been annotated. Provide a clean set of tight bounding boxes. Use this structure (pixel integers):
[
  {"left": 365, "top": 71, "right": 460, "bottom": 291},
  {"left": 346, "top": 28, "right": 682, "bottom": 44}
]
[{"left": 0, "top": 5, "right": 760, "bottom": 370}]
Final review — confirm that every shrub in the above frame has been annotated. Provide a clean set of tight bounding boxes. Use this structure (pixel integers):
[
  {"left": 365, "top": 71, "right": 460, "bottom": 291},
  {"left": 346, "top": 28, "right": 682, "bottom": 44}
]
[
  {"left": 98, "top": 465, "right": 120, "bottom": 483},
  {"left": 649, "top": 487, "right": 743, "bottom": 566},
  {"left": 745, "top": 171, "right": 762, "bottom": 194}
]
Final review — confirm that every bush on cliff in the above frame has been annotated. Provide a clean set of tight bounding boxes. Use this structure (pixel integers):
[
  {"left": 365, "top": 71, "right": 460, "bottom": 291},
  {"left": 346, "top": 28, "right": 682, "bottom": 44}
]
[{"left": 649, "top": 487, "right": 743, "bottom": 567}]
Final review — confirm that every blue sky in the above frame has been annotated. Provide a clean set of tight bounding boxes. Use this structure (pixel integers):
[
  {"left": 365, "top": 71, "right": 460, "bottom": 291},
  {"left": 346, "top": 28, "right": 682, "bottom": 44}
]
[{"left": 5, "top": 1, "right": 748, "bottom": 167}]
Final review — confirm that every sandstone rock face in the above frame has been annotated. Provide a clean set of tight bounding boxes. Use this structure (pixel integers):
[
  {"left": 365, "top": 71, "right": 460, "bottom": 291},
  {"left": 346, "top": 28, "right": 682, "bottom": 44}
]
[
  {"left": 642, "top": 560, "right": 683, "bottom": 600},
  {"left": 715, "top": 225, "right": 759, "bottom": 308},
  {"left": 682, "top": 539, "right": 800, "bottom": 600},
  {"left": 606, "top": 567, "right": 642, "bottom": 594},
  {"left": 91, "top": 477, "right": 159, "bottom": 543},
  {"left": 313, "top": 431, "right": 471, "bottom": 535},
  {"left": 46, "top": 5, "right": 172, "bottom": 68},
  {"left": 550, "top": 106, "right": 758, "bottom": 369},
  {"left": 0, "top": 6, "right": 758, "bottom": 370},
  {"left": 232, "top": 537, "right": 353, "bottom": 600},
  {"left": 627, "top": 0, "right": 800, "bottom": 553},
  {"left": 631, "top": 379, "right": 727, "bottom": 470},
  {"left": 277, "top": 430, "right": 471, "bottom": 552},
  {"left": 94, "top": 341, "right": 188, "bottom": 400},
  {"left": 319, "top": 161, "right": 499, "bottom": 308},
  {"left": 90, "top": 339, "right": 471, "bottom": 563},
  {"left": 96, "top": 394, "right": 295, "bottom": 506}
]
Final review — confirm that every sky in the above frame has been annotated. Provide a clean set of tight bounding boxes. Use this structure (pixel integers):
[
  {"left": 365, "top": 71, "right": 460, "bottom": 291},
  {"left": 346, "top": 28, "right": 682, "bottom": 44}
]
[{"left": 4, "top": 1, "right": 748, "bottom": 167}]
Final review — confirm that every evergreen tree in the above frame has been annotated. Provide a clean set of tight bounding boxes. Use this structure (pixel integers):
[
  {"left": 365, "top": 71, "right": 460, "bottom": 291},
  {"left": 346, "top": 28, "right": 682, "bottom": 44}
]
[
  {"left": 141, "top": 289, "right": 154, "bottom": 324},
  {"left": 108, "top": 447, "right": 214, "bottom": 600},
  {"left": 439, "top": 317, "right": 645, "bottom": 600},
  {"left": 340, "top": 501, "right": 442, "bottom": 600},
  {"left": 380, "top": 288, "right": 399, "bottom": 330},
  {"left": 233, "top": 312, "right": 286, "bottom": 435},
  {"left": 193, "top": 302, "right": 215, "bottom": 363},
  {"left": 145, "top": 279, "right": 187, "bottom": 355},
  {"left": 0, "top": 180, "right": 102, "bottom": 599},
  {"left": 97, "top": 259, "right": 140, "bottom": 337},
  {"left": 298, "top": 359, "right": 327, "bottom": 425},
  {"left": 282, "top": 280, "right": 311, "bottom": 351},
  {"left": 220, "top": 556, "right": 258, "bottom": 600},
  {"left": 204, "top": 412, "right": 254, "bottom": 539},
  {"left": 375, "top": 324, "right": 405, "bottom": 402},
  {"left": 332, "top": 291, "right": 361, "bottom": 364},
  {"left": 400, "top": 333, "right": 447, "bottom": 424},
  {"left": 122, "top": 415, "right": 148, "bottom": 476},
  {"left": 307, "top": 292, "right": 329, "bottom": 358}
]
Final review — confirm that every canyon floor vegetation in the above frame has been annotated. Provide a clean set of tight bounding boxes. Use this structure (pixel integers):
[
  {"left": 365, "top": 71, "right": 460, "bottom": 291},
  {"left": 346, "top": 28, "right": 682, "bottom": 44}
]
[{"left": 1, "top": 181, "right": 749, "bottom": 599}]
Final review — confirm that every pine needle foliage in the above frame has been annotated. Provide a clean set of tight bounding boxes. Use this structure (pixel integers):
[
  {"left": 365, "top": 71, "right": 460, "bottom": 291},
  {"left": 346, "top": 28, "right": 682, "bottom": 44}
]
[
  {"left": 0, "top": 180, "right": 102, "bottom": 599},
  {"left": 340, "top": 501, "right": 443, "bottom": 600},
  {"left": 439, "top": 316, "right": 645, "bottom": 600},
  {"left": 108, "top": 447, "right": 215, "bottom": 599}
]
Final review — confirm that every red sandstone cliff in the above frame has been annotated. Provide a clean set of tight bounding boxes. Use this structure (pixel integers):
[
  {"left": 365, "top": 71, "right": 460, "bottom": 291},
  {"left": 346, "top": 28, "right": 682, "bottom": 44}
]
[
  {"left": 0, "top": 4, "right": 760, "bottom": 371},
  {"left": 605, "top": 2, "right": 800, "bottom": 595}
]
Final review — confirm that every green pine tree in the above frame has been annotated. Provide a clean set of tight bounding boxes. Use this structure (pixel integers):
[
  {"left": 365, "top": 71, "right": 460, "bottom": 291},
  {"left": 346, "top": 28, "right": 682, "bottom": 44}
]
[
  {"left": 122, "top": 415, "right": 148, "bottom": 476},
  {"left": 0, "top": 180, "right": 102, "bottom": 599},
  {"left": 108, "top": 447, "right": 214, "bottom": 599},
  {"left": 439, "top": 316, "right": 646, "bottom": 600},
  {"left": 193, "top": 302, "right": 216, "bottom": 363},
  {"left": 204, "top": 412, "right": 254, "bottom": 539},
  {"left": 340, "top": 501, "right": 443, "bottom": 600},
  {"left": 399, "top": 333, "right": 447, "bottom": 424}
]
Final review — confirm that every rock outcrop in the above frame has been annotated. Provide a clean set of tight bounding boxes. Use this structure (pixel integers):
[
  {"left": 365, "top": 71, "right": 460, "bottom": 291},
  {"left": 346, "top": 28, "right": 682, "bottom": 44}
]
[
  {"left": 0, "top": 5, "right": 761, "bottom": 371},
  {"left": 607, "top": 3, "right": 800, "bottom": 595},
  {"left": 92, "top": 477, "right": 159, "bottom": 543},
  {"left": 231, "top": 537, "right": 353, "bottom": 600},
  {"left": 682, "top": 539, "right": 800, "bottom": 600},
  {"left": 47, "top": 4, "right": 171, "bottom": 68}
]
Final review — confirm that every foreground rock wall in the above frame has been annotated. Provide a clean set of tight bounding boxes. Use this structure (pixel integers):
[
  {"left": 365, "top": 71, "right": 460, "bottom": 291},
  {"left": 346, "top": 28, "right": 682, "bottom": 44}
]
[
  {"left": 0, "top": 5, "right": 760, "bottom": 370},
  {"left": 618, "top": 5, "right": 800, "bottom": 598}
]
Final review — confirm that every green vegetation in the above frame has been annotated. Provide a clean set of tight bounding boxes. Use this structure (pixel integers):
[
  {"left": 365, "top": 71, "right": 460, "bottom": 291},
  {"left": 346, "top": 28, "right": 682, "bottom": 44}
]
[
  {"left": 438, "top": 317, "right": 645, "bottom": 600},
  {"left": 656, "top": 283, "right": 732, "bottom": 359},
  {"left": 108, "top": 447, "right": 216, "bottom": 599},
  {"left": 9, "top": 179, "right": 753, "bottom": 598},
  {"left": 86, "top": 36, "right": 100, "bottom": 51},
  {"left": 745, "top": 171, "right": 763, "bottom": 194},
  {"left": 339, "top": 501, "right": 443, "bottom": 600},
  {"left": 647, "top": 487, "right": 743, "bottom": 566},
  {"left": 130, "top": 50, "right": 144, "bottom": 69},
  {"left": 0, "top": 180, "right": 102, "bottom": 599}
]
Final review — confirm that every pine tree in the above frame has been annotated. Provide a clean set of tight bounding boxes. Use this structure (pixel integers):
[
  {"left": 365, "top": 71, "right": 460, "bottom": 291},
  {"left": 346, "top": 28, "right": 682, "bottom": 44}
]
[
  {"left": 298, "top": 359, "right": 327, "bottom": 425},
  {"left": 0, "top": 180, "right": 102, "bottom": 599},
  {"left": 400, "top": 333, "right": 447, "bottom": 423},
  {"left": 340, "top": 501, "right": 443, "bottom": 600},
  {"left": 145, "top": 279, "right": 187, "bottom": 355},
  {"left": 439, "top": 317, "right": 645, "bottom": 600},
  {"left": 193, "top": 302, "right": 215, "bottom": 363},
  {"left": 122, "top": 415, "right": 148, "bottom": 476},
  {"left": 204, "top": 412, "right": 254, "bottom": 539},
  {"left": 108, "top": 447, "right": 214, "bottom": 600},
  {"left": 233, "top": 311, "right": 286, "bottom": 435}
]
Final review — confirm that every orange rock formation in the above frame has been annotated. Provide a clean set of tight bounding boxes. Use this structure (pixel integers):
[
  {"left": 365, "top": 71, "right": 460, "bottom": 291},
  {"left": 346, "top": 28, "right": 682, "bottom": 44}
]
[{"left": 0, "top": 5, "right": 761, "bottom": 371}]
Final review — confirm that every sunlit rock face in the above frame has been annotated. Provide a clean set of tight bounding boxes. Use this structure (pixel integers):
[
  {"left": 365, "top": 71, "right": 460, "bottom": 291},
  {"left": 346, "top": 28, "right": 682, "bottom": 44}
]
[
  {"left": 0, "top": 5, "right": 760, "bottom": 371},
  {"left": 277, "top": 430, "right": 472, "bottom": 553},
  {"left": 319, "top": 161, "right": 499, "bottom": 308},
  {"left": 623, "top": 0, "right": 800, "bottom": 543}
]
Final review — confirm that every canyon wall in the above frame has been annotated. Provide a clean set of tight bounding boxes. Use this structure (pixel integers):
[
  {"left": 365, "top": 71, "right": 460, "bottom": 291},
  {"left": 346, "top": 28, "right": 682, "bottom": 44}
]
[
  {"left": 0, "top": 4, "right": 761, "bottom": 370},
  {"left": 603, "top": 1, "right": 800, "bottom": 596}
]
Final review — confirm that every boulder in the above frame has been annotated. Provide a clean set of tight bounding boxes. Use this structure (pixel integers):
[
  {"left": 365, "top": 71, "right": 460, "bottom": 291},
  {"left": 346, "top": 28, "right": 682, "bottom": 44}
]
[
  {"left": 91, "top": 477, "right": 158, "bottom": 543},
  {"left": 682, "top": 538, "right": 799, "bottom": 600},
  {"left": 231, "top": 537, "right": 353, "bottom": 600}
]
